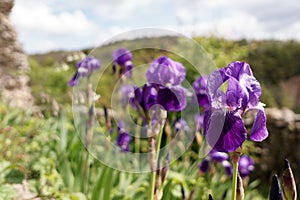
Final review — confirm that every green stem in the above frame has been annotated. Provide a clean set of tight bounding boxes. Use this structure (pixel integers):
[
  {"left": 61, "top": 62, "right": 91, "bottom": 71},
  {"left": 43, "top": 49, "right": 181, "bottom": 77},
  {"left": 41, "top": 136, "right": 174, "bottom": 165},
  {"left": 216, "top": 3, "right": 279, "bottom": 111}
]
[
  {"left": 149, "top": 167, "right": 156, "bottom": 200},
  {"left": 83, "top": 150, "right": 90, "bottom": 193},
  {"left": 83, "top": 77, "right": 93, "bottom": 194},
  {"left": 135, "top": 118, "right": 142, "bottom": 154},
  {"left": 231, "top": 158, "right": 239, "bottom": 200},
  {"left": 149, "top": 126, "right": 164, "bottom": 200}
]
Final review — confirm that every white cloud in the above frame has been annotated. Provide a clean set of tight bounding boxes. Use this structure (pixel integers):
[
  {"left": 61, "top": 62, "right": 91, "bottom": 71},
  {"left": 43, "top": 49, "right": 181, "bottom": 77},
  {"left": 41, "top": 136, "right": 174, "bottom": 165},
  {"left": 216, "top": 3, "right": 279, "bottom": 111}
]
[
  {"left": 28, "top": 40, "right": 58, "bottom": 54},
  {"left": 273, "top": 21, "right": 300, "bottom": 40},
  {"left": 172, "top": 10, "right": 267, "bottom": 40},
  {"left": 11, "top": 0, "right": 103, "bottom": 53},
  {"left": 92, "top": 0, "right": 153, "bottom": 20},
  {"left": 57, "top": 0, "right": 154, "bottom": 20},
  {"left": 12, "top": 0, "right": 99, "bottom": 36},
  {"left": 175, "top": 0, "right": 300, "bottom": 40}
]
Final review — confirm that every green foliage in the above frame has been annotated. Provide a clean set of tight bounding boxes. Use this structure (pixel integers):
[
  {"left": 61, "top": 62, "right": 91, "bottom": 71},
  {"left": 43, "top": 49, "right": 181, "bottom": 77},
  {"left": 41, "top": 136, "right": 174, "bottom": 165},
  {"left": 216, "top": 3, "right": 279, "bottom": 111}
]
[
  {"left": 28, "top": 58, "right": 72, "bottom": 105},
  {"left": 246, "top": 40, "right": 300, "bottom": 84}
]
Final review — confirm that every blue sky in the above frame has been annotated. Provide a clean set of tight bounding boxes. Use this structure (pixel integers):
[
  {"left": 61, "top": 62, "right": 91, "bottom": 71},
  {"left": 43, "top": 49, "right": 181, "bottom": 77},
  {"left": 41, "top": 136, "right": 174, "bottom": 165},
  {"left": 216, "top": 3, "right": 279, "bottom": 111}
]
[{"left": 11, "top": 0, "right": 300, "bottom": 54}]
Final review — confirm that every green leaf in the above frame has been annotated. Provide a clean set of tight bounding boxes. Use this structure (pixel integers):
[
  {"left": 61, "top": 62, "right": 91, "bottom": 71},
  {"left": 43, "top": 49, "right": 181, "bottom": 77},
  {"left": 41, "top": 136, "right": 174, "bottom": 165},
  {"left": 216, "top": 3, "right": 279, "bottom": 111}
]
[
  {"left": 91, "top": 167, "right": 107, "bottom": 200},
  {"left": 103, "top": 168, "right": 114, "bottom": 200},
  {"left": 5, "top": 169, "right": 24, "bottom": 184}
]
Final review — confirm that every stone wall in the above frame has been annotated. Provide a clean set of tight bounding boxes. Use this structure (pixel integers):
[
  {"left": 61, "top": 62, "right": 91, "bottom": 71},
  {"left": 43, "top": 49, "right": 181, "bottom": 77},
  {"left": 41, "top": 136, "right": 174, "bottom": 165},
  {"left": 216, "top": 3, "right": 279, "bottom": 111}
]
[
  {"left": 0, "top": 0, "right": 34, "bottom": 109},
  {"left": 251, "top": 108, "right": 300, "bottom": 192}
]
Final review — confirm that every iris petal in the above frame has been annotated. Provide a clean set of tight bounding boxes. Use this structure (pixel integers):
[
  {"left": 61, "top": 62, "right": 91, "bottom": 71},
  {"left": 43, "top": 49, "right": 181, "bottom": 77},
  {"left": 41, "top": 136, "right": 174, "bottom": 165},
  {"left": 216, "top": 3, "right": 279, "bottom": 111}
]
[
  {"left": 207, "top": 68, "right": 227, "bottom": 102},
  {"left": 157, "top": 86, "right": 186, "bottom": 111},
  {"left": 68, "top": 71, "right": 80, "bottom": 87},
  {"left": 204, "top": 110, "right": 247, "bottom": 152},
  {"left": 209, "top": 150, "right": 229, "bottom": 162},
  {"left": 193, "top": 75, "right": 210, "bottom": 108},
  {"left": 143, "top": 85, "right": 158, "bottom": 110},
  {"left": 238, "top": 155, "right": 254, "bottom": 178},
  {"left": 112, "top": 48, "right": 133, "bottom": 65},
  {"left": 239, "top": 74, "right": 261, "bottom": 107},
  {"left": 226, "top": 78, "right": 249, "bottom": 111},
  {"left": 225, "top": 61, "right": 253, "bottom": 79},
  {"left": 199, "top": 159, "right": 210, "bottom": 173},
  {"left": 204, "top": 109, "right": 226, "bottom": 150},
  {"left": 250, "top": 109, "right": 269, "bottom": 141},
  {"left": 146, "top": 56, "right": 186, "bottom": 86}
]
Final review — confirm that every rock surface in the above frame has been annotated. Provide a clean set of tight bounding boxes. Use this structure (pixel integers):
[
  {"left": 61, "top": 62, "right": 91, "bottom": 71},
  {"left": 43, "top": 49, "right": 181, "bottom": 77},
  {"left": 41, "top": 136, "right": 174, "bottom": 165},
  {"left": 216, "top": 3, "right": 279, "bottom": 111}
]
[
  {"left": 252, "top": 107, "right": 300, "bottom": 192},
  {"left": 0, "top": 0, "right": 35, "bottom": 109}
]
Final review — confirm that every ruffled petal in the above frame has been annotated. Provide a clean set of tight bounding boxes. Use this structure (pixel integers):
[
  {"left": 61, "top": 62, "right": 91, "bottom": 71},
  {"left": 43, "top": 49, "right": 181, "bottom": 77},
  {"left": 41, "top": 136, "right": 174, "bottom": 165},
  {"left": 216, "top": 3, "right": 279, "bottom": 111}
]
[
  {"left": 250, "top": 109, "right": 268, "bottom": 141},
  {"left": 225, "top": 61, "right": 253, "bottom": 79},
  {"left": 146, "top": 56, "right": 186, "bottom": 86},
  {"left": 146, "top": 61, "right": 160, "bottom": 84},
  {"left": 239, "top": 74, "right": 261, "bottom": 107},
  {"left": 205, "top": 110, "right": 247, "bottom": 152},
  {"left": 226, "top": 78, "right": 249, "bottom": 111},
  {"left": 112, "top": 48, "right": 132, "bottom": 65},
  {"left": 207, "top": 68, "right": 228, "bottom": 107},
  {"left": 142, "top": 85, "right": 158, "bottom": 110},
  {"left": 157, "top": 86, "right": 186, "bottom": 111},
  {"left": 207, "top": 69, "right": 224, "bottom": 100}
]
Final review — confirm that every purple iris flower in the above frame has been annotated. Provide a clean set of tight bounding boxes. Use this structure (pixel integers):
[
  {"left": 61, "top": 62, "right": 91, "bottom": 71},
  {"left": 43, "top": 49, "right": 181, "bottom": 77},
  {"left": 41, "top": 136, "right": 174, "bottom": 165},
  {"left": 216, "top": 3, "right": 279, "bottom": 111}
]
[
  {"left": 209, "top": 150, "right": 229, "bottom": 162},
  {"left": 146, "top": 56, "right": 186, "bottom": 86},
  {"left": 204, "top": 61, "right": 269, "bottom": 152},
  {"left": 146, "top": 56, "right": 187, "bottom": 111},
  {"left": 199, "top": 150, "right": 232, "bottom": 175},
  {"left": 238, "top": 155, "right": 254, "bottom": 178},
  {"left": 156, "top": 86, "right": 187, "bottom": 111},
  {"left": 129, "top": 84, "right": 158, "bottom": 112},
  {"left": 193, "top": 75, "right": 209, "bottom": 109},
  {"left": 123, "top": 56, "right": 187, "bottom": 115},
  {"left": 222, "top": 160, "right": 233, "bottom": 176},
  {"left": 68, "top": 55, "right": 101, "bottom": 86},
  {"left": 127, "top": 84, "right": 187, "bottom": 113},
  {"left": 199, "top": 159, "right": 209, "bottom": 173},
  {"left": 117, "top": 132, "right": 131, "bottom": 152},
  {"left": 116, "top": 121, "right": 131, "bottom": 152},
  {"left": 112, "top": 48, "right": 134, "bottom": 77}
]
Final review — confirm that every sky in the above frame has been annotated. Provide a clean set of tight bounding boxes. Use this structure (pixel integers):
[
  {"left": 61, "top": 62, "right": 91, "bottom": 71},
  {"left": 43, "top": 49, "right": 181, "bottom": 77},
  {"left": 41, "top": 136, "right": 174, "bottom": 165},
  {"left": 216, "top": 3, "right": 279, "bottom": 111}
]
[{"left": 11, "top": 0, "right": 300, "bottom": 54}]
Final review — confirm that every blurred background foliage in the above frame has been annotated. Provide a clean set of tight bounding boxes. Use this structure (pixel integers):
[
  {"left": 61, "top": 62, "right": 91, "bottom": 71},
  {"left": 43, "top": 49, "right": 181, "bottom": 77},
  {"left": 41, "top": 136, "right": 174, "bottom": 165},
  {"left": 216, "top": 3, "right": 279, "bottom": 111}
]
[{"left": 29, "top": 36, "right": 300, "bottom": 111}]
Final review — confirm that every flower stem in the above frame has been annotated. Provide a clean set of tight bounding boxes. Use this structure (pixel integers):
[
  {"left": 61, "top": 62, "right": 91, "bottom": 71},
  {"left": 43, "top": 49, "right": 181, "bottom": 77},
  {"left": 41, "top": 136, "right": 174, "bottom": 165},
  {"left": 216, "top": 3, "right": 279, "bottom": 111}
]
[
  {"left": 149, "top": 125, "right": 164, "bottom": 200},
  {"left": 83, "top": 77, "right": 94, "bottom": 193},
  {"left": 231, "top": 148, "right": 241, "bottom": 200},
  {"left": 232, "top": 160, "right": 238, "bottom": 200},
  {"left": 83, "top": 150, "right": 90, "bottom": 193}
]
